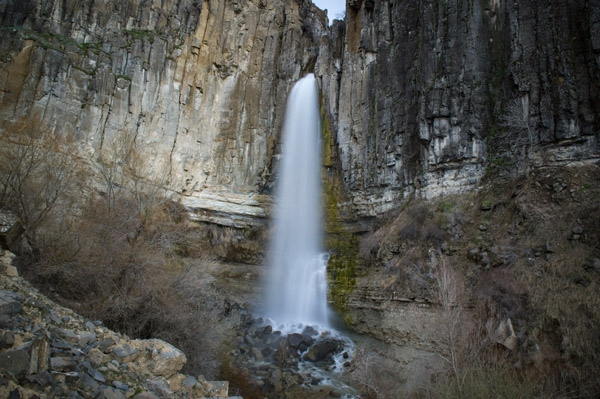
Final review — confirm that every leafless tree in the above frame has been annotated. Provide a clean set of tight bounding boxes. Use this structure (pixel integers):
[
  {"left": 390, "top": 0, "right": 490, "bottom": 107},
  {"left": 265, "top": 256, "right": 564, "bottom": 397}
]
[
  {"left": 499, "top": 96, "right": 537, "bottom": 175},
  {"left": 0, "top": 121, "right": 82, "bottom": 242},
  {"left": 432, "top": 256, "right": 468, "bottom": 393}
]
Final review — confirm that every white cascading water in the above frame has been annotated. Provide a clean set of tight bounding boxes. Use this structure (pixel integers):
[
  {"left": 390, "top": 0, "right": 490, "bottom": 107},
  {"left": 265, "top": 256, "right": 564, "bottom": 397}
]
[{"left": 264, "top": 73, "right": 330, "bottom": 329}]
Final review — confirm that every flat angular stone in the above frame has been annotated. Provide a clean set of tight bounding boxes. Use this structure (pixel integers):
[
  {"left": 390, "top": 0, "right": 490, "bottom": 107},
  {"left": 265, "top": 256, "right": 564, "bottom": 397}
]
[
  {"left": 0, "top": 348, "right": 29, "bottom": 376},
  {"left": 0, "top": 291, "right": 22, "bottom": 316}
]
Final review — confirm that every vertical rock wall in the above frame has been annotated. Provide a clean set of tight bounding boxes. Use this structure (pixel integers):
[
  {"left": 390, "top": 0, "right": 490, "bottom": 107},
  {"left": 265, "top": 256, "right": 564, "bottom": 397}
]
[
  {"left": 317, "top": 0, "right": 599, "bottom": 218},
  {"left": 0, "top": 0, "right": 598, "bottom": 222},
  {"left": 0, "top": 0, "right": 326, "bottom": 212}
]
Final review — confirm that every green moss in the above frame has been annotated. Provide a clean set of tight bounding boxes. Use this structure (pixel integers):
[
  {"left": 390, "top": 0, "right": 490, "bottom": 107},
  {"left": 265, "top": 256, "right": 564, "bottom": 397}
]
[
  {"left": 125, "top": 29, "right": 157, "bottom": 44},
  {"left": 113, "top": 74, "right": 131, "bottom": 81},
  {"left": 72, "top": 65, "right": 97, "bottom": 76},
  {"left": 323, "top": 176, "right": 358, "bottom": 325}
]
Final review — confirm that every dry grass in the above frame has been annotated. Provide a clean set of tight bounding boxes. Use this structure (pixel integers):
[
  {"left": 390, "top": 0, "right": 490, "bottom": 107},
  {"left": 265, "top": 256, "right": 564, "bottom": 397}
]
[{"left": 355, "top": 164, "right": 600, "bottom": 398}]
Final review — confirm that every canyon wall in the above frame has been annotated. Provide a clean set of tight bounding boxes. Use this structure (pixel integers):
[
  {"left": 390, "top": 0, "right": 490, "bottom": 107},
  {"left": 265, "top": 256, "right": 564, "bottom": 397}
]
[
  {"left": 0, "top": 0, "right": 598, "bottom": 220},
  {"left": 0, "top": 0, "right": 327, "bottom": 226},
  {"left": 317, "top": 0, "right": 600, "bottom": 218}
]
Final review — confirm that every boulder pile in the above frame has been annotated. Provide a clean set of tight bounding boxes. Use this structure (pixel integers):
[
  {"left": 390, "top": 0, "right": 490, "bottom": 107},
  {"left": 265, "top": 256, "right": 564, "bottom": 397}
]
[
  {"left": 0, "top": 250, "right": 241, "bottom": 399},
  {"left": 228, "top": 319, "right": 355, "bottom": 397}
]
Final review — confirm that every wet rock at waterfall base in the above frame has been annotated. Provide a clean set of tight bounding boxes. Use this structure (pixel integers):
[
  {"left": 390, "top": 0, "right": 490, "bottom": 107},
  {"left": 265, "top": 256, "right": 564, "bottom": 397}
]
[
  {"left": 302, "top": 339, "right": 343, "bottom": 363},
  {"left": 228, "top": 317, "right": 357, "bottom": 398}
]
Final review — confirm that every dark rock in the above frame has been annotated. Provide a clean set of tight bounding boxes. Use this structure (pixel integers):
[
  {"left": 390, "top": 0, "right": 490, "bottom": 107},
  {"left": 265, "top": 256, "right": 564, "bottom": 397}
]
[
  {"left": 584, "top": 258, "right": 600, "bottom": 273},
  {"left": 82, "top": 361, "right": 105, "bottom": 382},
  {"left": 145, "top": 378, "right": 173, "bottom": 399},
  {"left": 182, "top": 375, "right": 198, "bottom": 388},
  {"left": 56, "top": 328, "right": 79, "bottom": 343},
  {"left": 98, "top": 338, "right": 116, "bottom": 352},
  {"left": 112, "top": 380, "right": 129, "bottom": 390},
  {"left": 287, "top": 333, "right": 304, "bottom": 349},
  {"left": 572, "top": 226, "right": 584, "bottom": 235},
  {"left": 0, "top": 290, "right": 23, "bottom": 316},
  {"left": 26, "top": 370, "right": 53, "bottom": 388},
  {"left": 0, "top": 348, "right": 30, "bottom": 377},
  {"left": 51, "top": 339, "right": 73, "bottom": 351},
  {"left": 0, "top": 218, "right": 24, "bottom": 252},
  {"left": 302, "top": 326, "right": 318, "bottom": 337},
  {"left": 261, "top": 346, "right": 273, "bottom": 357},
  {"left": 302, "top": 339, "right": 341, "bottom": 363},
  {"left": 480, "top": 202, "right": 493, "bottom": 211},
  {"left": 80, "top": 372, "right": 100, "bottom": 391},
  {"left": 0, "top": 331, "right": 15, "bottom": 349},
  {"left": 260, "top": 324, "right": 272, "bottom": 337},
  {"left": 50, "top": 356, "right": 77, "bottom": 372},
  {"left": 112, "top": 344, "right": 140, "bottom": 362},
  {"left": 78, "top": 331, "right": 96, "bottom": 347}
]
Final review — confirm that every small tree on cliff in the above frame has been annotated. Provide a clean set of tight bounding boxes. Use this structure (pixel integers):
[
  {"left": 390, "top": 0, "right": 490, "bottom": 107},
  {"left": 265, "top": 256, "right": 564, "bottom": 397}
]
[
  {"left": 434, "top": 256, "right": 467, "bottom": 391},
  {"left": 499, "top": 96, "right": 537, "bottom": 176}
]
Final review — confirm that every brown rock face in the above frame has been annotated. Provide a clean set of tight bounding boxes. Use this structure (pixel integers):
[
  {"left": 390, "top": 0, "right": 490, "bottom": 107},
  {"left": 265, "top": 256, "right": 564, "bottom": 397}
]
[{"left": 0, "top": 0, "right": 327, "bottom": 213}]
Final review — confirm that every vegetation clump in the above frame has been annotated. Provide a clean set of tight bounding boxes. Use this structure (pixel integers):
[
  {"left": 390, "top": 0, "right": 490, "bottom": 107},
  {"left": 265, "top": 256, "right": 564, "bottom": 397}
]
[{"left": 0, "top": 118, "right": 243, "bottom": 379}]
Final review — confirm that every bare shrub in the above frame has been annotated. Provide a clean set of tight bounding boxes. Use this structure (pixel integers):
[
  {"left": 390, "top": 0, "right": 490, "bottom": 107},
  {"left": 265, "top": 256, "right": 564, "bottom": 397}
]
[
  {"left": 429, "top": 255, "right": 472, "bottom": 393},
  {"left": 0, "top": 122, "right": 237, "bottom": 379},
  {"left": 495, "top": 96, "right": 538, "bottom": 176},
  {"left": 423, "top": 367, "right": 545, "bottom": 399},
  {"left": 344, "top": 345, "right": 399, "bottom": 399},
  {"left": 0, "top": 119, "right": 83, "bottom": 243},
  {"left": 474, "top": 268, "right": 527, "bottom": 323},
  {"left": 399, "top": 221, "right": 421, "bottom": 241},
  {"left": 424, "top": 223, "right": 446, "bottom": 245}
]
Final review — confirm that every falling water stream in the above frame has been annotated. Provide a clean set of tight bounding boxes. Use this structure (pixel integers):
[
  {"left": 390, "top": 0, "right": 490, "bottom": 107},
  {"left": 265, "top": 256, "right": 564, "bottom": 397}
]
[
  {"left": 264, "top": 73, "right": 330, "bottom": 329},
  {"left": 253, "top": 74, "right": 356, "bottom": 398}
]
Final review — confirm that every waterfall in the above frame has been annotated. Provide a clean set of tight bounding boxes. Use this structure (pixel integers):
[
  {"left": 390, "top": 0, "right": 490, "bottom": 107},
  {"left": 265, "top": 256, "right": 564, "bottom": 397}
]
[{"left": 264, "top": 74, "right": 330, "bottom": 329}]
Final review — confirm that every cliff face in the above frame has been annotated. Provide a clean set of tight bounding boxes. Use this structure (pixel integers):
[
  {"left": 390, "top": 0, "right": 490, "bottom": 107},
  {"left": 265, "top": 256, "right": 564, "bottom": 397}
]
[
  {"left": 0, "top": 0, "right": 326, "bottom": 224},
  {"left": 318, "top": 0, "right": 600, "bottom": 217},
  {"left": 0, "top": 0, "right": 598, "bottom": 220}
]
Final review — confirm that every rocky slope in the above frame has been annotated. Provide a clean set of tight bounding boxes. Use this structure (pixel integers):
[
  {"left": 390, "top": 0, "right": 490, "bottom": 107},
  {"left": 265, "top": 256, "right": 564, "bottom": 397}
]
[{"left": 0, "top": 249, "right": 241, "bottom": 398}]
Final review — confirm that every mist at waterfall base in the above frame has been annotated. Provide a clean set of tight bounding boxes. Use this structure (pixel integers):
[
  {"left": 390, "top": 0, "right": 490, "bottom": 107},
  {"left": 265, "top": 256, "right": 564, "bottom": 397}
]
[{"left": 263, "top": 73, "right": 331, "bottom": 332}]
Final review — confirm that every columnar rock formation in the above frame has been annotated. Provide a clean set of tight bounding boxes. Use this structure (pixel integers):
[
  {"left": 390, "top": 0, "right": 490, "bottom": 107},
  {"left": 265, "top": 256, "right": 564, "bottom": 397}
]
[
  {"left": 0, "top": 0, "right": 598, "bottom": 220},
  {"left": 0, "top": 0, "right": 326, "bottom": 224},
  {"left": 317, "top": 0, "right": 600, "bottom": 216}
]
